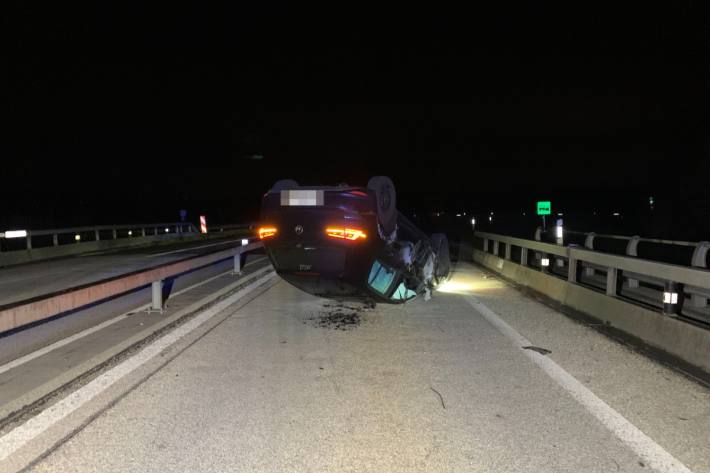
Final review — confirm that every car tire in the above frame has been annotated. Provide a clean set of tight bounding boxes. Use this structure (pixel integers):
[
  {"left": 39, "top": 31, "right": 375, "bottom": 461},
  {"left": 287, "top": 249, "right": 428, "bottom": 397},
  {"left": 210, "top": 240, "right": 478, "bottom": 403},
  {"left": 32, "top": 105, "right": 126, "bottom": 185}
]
[
  {"left": 270, "top": 179, "right": 299, "bottom": 191},
  {"left": 367, "top": 176, "right": 397, "bottom": 236},
  {"left": 430, "top": 233, "right": 450, "bottom": 284}
]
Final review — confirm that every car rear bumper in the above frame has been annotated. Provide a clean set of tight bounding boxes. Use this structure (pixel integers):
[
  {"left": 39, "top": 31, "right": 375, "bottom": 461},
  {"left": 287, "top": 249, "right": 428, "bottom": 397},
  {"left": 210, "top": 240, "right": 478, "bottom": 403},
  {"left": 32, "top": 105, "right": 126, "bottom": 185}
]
[{"left": 268, "top": 246, "right": 347, "bottom": 274}]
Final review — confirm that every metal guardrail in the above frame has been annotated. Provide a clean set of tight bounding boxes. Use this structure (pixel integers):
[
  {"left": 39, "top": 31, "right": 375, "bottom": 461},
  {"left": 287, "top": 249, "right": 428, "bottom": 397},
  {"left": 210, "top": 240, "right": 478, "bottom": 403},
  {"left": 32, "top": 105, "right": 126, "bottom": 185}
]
[
  {"left": 211, "top": 223, "right": 255, "bottom": 232},
  {"left": 475, "top": 231, "right": 710, "bottom": 325},
  {"left": 0, "top": 240, "right": 265, "bottom": 334},
  {"left": 564, "top": 230, "right": 699, "bottom": 247},
  {"left": 535, "top": 228, "right": 710, "bottom": 267},
  {"left": 0, "top": 222, "right": 199, "bottom": 252}
]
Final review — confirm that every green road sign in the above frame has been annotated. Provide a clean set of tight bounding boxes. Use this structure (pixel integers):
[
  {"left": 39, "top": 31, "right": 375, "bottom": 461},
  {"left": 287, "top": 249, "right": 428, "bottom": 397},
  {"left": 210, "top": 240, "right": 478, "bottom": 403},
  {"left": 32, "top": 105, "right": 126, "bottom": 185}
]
[{"left": 537, "top": 201, "right": 551, "bottom": 216}]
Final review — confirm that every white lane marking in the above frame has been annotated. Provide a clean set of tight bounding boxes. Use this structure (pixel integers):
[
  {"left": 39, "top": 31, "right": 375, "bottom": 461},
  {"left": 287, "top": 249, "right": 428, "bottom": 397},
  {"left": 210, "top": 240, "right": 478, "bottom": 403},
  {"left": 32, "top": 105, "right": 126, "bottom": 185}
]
[
  {"left": 463, "top": 295, "right": 694, "bottom": 473},
  {"left": 0, "top": 316, "right": 132, "bottom": 377},
  {"left": 0, "top": 257, "right": 267, "bottom": 376},
  {"left": 146, "top": 239, "right": 246, "bottom": 257},
  {"left": 0, "top": 270, "right": 277, "bottom": 463}
]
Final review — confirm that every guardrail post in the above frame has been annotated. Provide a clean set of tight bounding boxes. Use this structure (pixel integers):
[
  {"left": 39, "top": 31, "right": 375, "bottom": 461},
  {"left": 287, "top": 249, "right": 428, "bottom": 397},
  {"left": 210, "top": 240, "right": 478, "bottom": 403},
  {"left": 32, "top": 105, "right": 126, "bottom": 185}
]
[
  {"left": 555, "top": 218, "right": 563, "bottom": 245},
  {"left": 568, "top": 251, "right": 578, "bottom": 282},
  {"left": 492, "top": 240, "right": 499, "bottom": 257},
  {"left": 151, "top": 280, "right": 164, "bottom": 312},
  {"left": 232, "top": 249, "right": 242, "bottom": 275},
  {"left": 95, "top": 229, "right": 100, "bottom": 241},
  {"left": 521, "top": 247, "right": 528, "bottom": 266},
  {"left": 626, "top": 236, "right": 641, "bottom": 288},
  {"left": 504, "top": 243, "right": 511, "bottom": 260},
  {"left": 584, "top": 232, "right": 596, "bottom": 250},
  {"left": 584, "top": 233, "right": 596, "bottom": 276},
  {"left": 112, "top": 229, "right": 117, "bottom": 240},
  {"left": 606, "top": 267, "right": 618, "bottom": 296},
  {"left": 540, "top": 253, "right": 549, "bottom": 273},
  {"left": 26, "top": 232, "right": 32, "bottom": 250},
  {"left": 52, "top": 234, "right": 59, "bottom": 246},
  {"left": 691, "top": 241, "right": 709, "bottom": 268},
  {"left": 687, "top": 239, "right": 708, "bottom": 308},
  {"left": 690, "top": 241, "right": 710, "bottom": 309},
  {"left": 142, "top": 228, "right": 146, "bottom": 237},
  {"left": 483, "top": 238, "right": 489, "bottom": 253},
  {"left": 663, "top": 281, "right": 681, "bottom": 316}
]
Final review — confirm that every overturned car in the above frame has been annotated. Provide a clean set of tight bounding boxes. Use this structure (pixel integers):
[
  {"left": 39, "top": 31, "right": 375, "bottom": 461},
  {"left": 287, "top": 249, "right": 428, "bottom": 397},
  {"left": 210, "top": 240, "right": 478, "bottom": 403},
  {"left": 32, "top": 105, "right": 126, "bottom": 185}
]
[{"left": 258, "top": 176, "right": 450, "bottom": 304}]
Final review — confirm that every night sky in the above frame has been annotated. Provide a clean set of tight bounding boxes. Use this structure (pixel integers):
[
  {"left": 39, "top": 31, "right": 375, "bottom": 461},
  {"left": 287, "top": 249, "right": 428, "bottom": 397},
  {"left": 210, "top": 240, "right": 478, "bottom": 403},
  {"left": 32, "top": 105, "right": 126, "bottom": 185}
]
[{"left": 5, "top": 2, "right": 710, "bottom": 237}]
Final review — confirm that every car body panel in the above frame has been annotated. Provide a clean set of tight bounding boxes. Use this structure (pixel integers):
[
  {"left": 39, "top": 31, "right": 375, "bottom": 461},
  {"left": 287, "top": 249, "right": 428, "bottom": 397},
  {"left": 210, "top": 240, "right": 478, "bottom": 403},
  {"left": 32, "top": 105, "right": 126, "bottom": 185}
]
[{"left": 260, "top": 183, "right": 448, "bottom": 304}]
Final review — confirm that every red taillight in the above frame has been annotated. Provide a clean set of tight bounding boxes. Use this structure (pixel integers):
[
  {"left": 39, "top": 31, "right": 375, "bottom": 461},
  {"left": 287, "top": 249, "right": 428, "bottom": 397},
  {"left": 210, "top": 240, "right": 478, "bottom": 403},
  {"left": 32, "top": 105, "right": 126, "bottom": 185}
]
[
  {"left": 258, "top": 227, "right": 277, "bottom": 239},
  {"left": 325, "top": 227, "right": 367, "bottom": 241},
  {"left": 348, "top": 190, "right": 368, "bottom": 197}
]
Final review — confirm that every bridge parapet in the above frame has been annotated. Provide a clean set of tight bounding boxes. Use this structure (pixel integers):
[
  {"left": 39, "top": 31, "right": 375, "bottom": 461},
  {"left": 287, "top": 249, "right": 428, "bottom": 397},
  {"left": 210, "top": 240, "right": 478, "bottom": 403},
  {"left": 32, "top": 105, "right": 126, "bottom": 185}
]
[
  {"left": 0, "top": 240, "right": 264, "bottom": 334},
  {"left": 473, "top": 231, "right": 710, "bottom": 375},
  {"left": 0, "top": 222, "right": 252, "bottom": 267}
]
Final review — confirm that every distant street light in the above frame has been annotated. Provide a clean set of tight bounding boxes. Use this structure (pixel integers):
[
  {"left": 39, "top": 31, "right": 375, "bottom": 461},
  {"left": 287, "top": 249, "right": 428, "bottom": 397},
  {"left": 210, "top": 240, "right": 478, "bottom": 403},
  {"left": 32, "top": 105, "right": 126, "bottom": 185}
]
[{"left": 75, "top": 234, "right": 81, "bottom": 242}]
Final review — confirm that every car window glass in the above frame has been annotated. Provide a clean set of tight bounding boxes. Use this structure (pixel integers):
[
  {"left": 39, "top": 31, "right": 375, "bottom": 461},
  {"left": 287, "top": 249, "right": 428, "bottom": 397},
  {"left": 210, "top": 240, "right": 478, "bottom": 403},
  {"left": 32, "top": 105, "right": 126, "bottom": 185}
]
[
  {"left": 391, "top": 282, "right": 417, "bottom": 301},
  {"left": 367, "top": 260, "right": 396, "bottom": 294}
]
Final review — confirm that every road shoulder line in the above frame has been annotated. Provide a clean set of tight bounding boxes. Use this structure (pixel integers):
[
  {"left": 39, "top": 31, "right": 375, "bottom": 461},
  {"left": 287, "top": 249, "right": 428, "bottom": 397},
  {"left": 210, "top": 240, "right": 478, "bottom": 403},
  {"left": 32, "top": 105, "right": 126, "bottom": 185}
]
[
  {"left": 0, "top": 270, "right": 277, "bottom": 464},
  {"left": 464, "top": 294, "right": 694, "bottom": 473},
  {"left": 0, "top": 264, "right": 272, "bottom": 426}
]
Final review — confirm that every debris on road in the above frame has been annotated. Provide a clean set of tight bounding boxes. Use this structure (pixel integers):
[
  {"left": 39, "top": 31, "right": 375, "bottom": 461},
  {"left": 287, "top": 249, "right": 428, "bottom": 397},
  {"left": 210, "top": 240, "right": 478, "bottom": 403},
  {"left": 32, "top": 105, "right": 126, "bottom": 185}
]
[
  {"left": 522, "top": 345, "right": 552, "bottom": 355},
  {"left": 304, "top": 301, "right": 372, "bottom": 330},
  {"left": 430, "top": 387, "right": 446, "bottom": 409}
]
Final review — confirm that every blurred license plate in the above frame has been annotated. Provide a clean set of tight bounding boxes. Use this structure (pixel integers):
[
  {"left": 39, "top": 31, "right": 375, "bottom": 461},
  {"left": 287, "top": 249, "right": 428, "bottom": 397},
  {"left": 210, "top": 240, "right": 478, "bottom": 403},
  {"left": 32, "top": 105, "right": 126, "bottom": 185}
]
[{"left": 280, "top": 190, "right": 324, "bottom": 206}]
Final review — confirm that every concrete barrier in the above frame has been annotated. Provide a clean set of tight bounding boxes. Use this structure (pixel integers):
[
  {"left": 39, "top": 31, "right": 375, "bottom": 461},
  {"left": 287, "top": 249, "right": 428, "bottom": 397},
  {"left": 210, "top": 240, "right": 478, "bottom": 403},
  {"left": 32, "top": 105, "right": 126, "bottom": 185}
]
[{"left": 473, "top": 248, "right": 710, "bottom": 375}]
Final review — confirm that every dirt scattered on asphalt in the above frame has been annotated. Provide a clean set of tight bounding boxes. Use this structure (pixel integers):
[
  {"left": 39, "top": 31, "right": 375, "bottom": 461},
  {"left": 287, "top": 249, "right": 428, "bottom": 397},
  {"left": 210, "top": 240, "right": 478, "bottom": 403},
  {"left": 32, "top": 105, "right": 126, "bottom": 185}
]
[{"left": 304, "top": 300, "right": 375, "bottom": 330}]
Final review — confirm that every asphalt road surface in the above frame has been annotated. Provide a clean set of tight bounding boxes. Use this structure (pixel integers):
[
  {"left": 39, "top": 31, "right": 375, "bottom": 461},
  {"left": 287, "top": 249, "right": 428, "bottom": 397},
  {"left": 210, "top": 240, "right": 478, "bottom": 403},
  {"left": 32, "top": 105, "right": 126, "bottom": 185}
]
[{"left": 1, "top": 262, "right": 708, "bottom": 473}]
